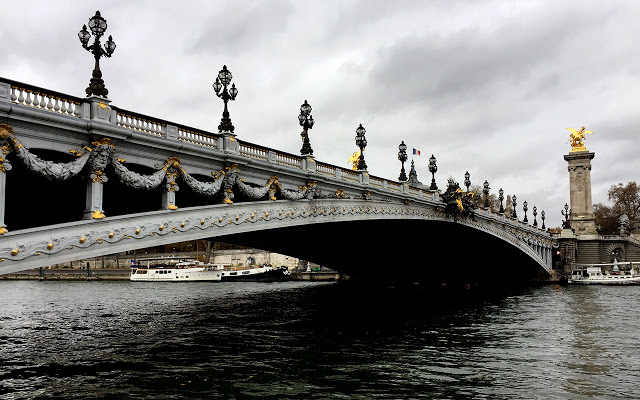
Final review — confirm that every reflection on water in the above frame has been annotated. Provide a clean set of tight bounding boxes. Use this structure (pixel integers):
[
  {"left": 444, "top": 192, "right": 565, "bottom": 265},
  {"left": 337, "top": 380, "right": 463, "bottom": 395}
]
[
  {"left": 561, "top": 286, "right": 638, "bottom": 398},
  {"left": 1, "top": 281, "right": 639, "bottom": 399}
]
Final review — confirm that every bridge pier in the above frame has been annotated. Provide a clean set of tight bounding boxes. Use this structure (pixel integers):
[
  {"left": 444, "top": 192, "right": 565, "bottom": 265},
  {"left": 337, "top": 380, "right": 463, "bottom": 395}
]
[{"left": 556, "top": 144, "right": 640, "bottom": 273}]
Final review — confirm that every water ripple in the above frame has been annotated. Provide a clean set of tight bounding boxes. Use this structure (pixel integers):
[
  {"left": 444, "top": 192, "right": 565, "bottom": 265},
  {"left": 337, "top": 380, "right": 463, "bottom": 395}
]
[{"left": 1, "top": 281, "right": 640, "bottom": 399}]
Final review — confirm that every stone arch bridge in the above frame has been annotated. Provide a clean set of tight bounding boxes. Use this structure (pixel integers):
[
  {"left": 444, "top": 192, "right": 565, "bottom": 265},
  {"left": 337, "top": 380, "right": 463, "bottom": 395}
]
[{"left": 0, "top": 77, "right": 554, "bottom": 283}]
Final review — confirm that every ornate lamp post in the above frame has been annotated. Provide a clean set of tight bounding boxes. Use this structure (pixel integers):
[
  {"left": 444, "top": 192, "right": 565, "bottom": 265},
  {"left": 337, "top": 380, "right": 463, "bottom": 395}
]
[
  {"left": 212, "top": 65, "right": 239, "bottom": 133},
  {"left": 483, "top": 180, "right": 490, "bottom": 208},
  {"left": 498, "top": 188, "right": 504, "bottom": 214},
  {"left": 398, "top": 141, "right": 408, "bottom": 181},
  {"left": 541, "top": 210, "right": 546, "bottom": 230},
  {"left": 298, "top": 100, "right": 314, "bottom": 155},
  {"left": 512, "top": 194, "right": 518, "bottom": 219},
  {"left": 561, "top": 203, "right": 571, "bottom": 228},
  {"left": 428, "top": 154, "right": 438, "bottom": 190},
  {"left": 464, "top": 171, "right": 471, "bottom": 192},
  {"left": 523, "top": 200, "right": 528, "bottom": 223},
  {"left": 532, "top": 206, "right": 538, "bottom": 227},
  {"left": 78, "top": 11, "right": 116, "bottom": 97},
  {"left": 354, "top": 124, "right": 367, "bottom": 170}
]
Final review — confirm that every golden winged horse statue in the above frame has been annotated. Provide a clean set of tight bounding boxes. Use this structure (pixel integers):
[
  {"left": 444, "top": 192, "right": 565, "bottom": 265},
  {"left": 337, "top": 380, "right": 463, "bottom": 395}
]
[
  {"left": 566, "top": 126, "right": 593, "bottom": 152},
  {"left": 347, "top": 151, "right": 361, "bottom": 170}
]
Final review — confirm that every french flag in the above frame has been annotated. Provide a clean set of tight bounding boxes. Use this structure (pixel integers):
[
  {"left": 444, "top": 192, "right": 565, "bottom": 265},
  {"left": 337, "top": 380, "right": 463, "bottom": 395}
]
[{"left": 413, "top": 148, "right": 421, "bottom": 156}]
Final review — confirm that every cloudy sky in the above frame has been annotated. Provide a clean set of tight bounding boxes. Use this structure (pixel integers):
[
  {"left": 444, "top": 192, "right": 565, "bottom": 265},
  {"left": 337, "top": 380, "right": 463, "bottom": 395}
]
[{"left": 1, "top": 0, "right": 639, "bottom": 228}]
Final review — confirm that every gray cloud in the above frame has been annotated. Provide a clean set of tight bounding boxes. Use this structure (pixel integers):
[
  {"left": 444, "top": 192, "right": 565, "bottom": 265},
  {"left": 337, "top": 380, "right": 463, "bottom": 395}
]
[{"left": 1, "top": 0, "right": 638, "bottom": 229}]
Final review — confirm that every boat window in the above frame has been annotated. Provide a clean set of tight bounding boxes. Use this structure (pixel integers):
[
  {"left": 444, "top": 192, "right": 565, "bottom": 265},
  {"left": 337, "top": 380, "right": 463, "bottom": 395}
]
[
  {"left": 230, "top": 272, "right": 237, "bottom": 276},
  {"left": 242, "top": 271, "right": 250, "bottom": 275}
]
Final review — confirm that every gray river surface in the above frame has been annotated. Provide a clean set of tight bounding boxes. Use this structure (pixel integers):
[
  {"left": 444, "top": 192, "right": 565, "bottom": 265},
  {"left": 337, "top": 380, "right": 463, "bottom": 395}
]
[{"left": 1, "top": 280, "right": 639, "bottom": 399}]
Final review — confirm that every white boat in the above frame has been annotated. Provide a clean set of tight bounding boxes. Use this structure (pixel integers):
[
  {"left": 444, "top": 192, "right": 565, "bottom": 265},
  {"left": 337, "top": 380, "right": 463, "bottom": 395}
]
[
  {"left": 219, "top": 263, "right": 291, "bottom": 282},
  {"left": 216, "top": 256, "right": 291, "bottom": 282},
  {"left": 568, "top": 262, "right": 640, "bottom": 285},
  {"left": 130, "top": 259, "right": 222, "bottom": 282}
]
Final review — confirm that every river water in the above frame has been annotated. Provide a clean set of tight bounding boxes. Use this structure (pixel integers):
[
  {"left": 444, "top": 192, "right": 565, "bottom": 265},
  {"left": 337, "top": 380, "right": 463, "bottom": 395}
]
[{"left": 1, "top": 280, "right": 639, "bottom": 399}]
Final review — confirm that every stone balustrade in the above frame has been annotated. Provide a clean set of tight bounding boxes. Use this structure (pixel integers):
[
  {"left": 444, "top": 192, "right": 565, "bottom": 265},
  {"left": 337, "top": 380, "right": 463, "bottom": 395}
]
[{"left": 6, "top": 80, "right": 83, "bottom": 118}]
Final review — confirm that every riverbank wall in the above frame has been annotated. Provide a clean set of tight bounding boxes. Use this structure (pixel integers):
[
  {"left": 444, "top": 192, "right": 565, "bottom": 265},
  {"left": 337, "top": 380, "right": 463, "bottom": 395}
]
[{"left": 0, "top": 269, "right": 345, "bottom": 281}]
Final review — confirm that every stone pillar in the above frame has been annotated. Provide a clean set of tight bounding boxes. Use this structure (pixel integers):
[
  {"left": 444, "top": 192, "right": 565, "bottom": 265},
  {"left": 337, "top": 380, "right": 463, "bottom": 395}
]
[
  {"left": 83, "top": 179, "right": 105, "bottom": 219},
  {"left": 359, "top": 171, "right": 370, "bottom": 185},
  {"left": 0, "top": 123, "right": 13, "bottom": 234},
  {"left": 0, "top": 169, "right": 7, "bottom": 234},
  {"left": 162, "top": 158, "right": 180, "bottom": 210},
  {"left": 162, "top": 186, "right": 178, "bottom": 210},
  {"left": 219, "top": 132, "right": 240, "bottom": 154},
  {"left": 86, "top": 96, "right": 116, "bottom": 123},
  {"left": 564, "top": 151, "right": 597, "bottom": 235},
  {"left": 557, "top": 229, "right": 578, "bottom": 274},
  {"left": 302, "top": 155, "right": 316, "bottom": 172}
]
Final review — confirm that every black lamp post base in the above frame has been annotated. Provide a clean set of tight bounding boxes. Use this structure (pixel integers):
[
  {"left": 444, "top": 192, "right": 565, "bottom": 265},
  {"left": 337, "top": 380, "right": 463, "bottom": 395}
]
[
  {"left": 300, "top": 132, "right": 313, "bottom": 155},
  {"left": 86, "top": 70, "right": 109, "bottom": 98},
  {"left": 218, "top": 117, "right": 235, "bottom": 133}
]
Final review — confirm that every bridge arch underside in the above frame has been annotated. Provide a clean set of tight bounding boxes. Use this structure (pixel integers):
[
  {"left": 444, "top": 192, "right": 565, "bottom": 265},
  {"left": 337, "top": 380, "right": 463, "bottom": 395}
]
[
  {"left": 219, "top": 219, "right": 547, "bottom": 286},
  {"left": 0, "top": 199, "right": 550, "bottom": 286}
]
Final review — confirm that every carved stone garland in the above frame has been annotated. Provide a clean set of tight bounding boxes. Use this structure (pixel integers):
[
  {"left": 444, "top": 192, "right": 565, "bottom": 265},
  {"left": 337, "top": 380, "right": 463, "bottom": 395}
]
[{"left": 0, "top": 128, "right": 338, "bottom": 233}]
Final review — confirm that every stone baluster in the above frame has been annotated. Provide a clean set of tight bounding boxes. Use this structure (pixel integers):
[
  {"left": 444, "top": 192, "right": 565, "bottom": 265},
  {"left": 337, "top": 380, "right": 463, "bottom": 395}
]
[
  {"left": 8, "top": 86, "right": 17, "bottom": 102},
  {"left": 74, "top": 101, "right": 82, "bottom": 117}
]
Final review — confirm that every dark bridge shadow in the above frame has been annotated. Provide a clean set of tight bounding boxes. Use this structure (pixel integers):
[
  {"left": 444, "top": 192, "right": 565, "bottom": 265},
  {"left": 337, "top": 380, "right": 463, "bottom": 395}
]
[{"left": 218, "top": 219, "right": 545, "bottom": 287}]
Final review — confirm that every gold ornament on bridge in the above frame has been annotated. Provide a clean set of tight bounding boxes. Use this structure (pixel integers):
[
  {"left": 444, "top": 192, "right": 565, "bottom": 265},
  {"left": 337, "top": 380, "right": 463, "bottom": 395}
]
[
  {"left": 91, "top": 210, "right": 105, "bottom": 219},
  {"left": 0, "top": 123, "right": 14, "bottom": 140},
  {"left": 347, "top": 151, "right": 361, "bottom": 171},
  {"left": 566, "top": 126, "right": 593, "bottom": 152}
]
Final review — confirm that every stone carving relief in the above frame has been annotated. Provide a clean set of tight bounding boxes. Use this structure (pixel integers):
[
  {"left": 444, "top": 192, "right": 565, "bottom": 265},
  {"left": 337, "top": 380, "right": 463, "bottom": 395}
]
[
  {"left": 14, "top": 141, "right": 91, "bottom": 181},
  {"left": 575, "top": 169, "right": 585, "bottom": 192},
  {"left": 87, "top": 139, "right": 116, "bottom": 183},
  {"left": 112, "top": 160, "right": 166, "bottom": 190},
  {"left": 180, "top": 167, "right": 225, "bottom": 196},
  {"left": 0, "top": 130, "right": 328, "bottom": 206}
]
